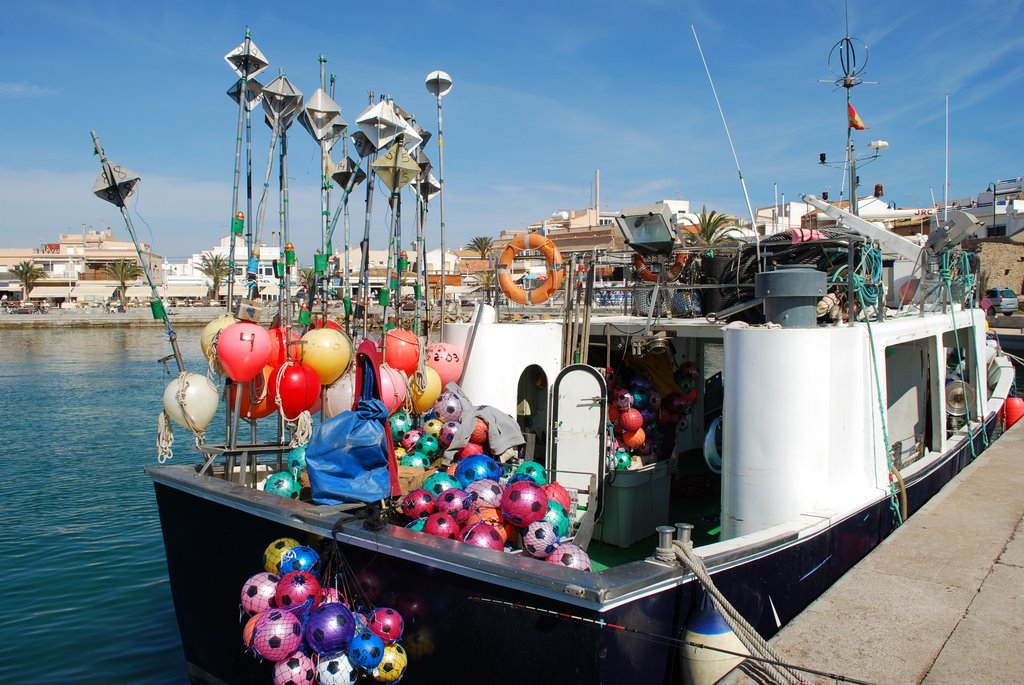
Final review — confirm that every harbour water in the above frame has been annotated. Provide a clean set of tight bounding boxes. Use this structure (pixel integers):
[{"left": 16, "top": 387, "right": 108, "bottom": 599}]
[{"left": 0, "top": 328, "right": 206, "bottom": 684}]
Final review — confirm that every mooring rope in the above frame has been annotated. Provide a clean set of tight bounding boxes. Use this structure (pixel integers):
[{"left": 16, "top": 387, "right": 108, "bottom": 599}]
[
  {"left": 669, "top": 540, "right": 803, "bottom": 685},
  {"left": 468, "top": 596, "right": 877, "bottom": 685}
]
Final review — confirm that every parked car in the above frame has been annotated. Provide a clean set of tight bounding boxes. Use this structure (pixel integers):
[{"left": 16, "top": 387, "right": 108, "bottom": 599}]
[{"left": 985, "top": 288, "right": 1020, "bottom": 316}]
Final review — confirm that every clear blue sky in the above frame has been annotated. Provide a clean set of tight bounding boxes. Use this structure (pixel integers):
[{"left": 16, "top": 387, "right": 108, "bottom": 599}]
[{"left": 2, "top": 0, "right": 1022, "bottom": 260}]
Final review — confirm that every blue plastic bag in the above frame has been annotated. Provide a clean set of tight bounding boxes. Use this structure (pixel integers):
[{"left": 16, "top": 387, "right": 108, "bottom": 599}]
[{"left": 305, "top": 398, "right": 392, "bottom": 505}]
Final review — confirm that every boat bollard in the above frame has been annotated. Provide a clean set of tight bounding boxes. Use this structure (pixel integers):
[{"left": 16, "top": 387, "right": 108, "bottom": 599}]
[
  {"left": 675, "top": 522, "right": 694, "bottom": 546},
  {"left": 654, "top": 525, "right": 678, "bottom": 565}
]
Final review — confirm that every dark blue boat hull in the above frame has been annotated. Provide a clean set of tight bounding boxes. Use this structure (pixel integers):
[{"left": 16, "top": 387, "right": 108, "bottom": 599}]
[{"left": 151, "top": 417, "right": 996, "bottom": 684}]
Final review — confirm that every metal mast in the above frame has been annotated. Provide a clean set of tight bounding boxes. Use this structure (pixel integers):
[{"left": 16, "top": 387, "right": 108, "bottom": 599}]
[
  {"left": 823, "top": 13, "right": 870, "bottom": 216},
  {"left": 425, "top": 71, "right": 452, "bottom": 338}
]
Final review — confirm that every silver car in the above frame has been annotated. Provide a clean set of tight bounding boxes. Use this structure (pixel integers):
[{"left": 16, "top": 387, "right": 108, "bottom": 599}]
[{"left": 985, "top": 288, "right": 1019, "bottom": 316}]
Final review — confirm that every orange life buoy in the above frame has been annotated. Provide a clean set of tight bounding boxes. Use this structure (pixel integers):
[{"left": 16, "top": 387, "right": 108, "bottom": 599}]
[
  {"left": 633, "top": 252, "right": 688, "bottom": 282},
  {"left": 497, "top": 233, "right": 565, "bottom": 305}
]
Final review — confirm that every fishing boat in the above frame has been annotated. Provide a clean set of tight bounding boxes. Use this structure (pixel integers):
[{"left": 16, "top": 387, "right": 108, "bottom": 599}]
[{"left": 97, "top": 29, "right": 1018, "bottom": 685}]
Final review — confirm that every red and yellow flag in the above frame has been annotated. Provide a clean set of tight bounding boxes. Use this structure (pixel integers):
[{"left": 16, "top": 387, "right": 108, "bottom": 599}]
[{"left": 848, "top": 103, "right": 867, "bottom": 130}]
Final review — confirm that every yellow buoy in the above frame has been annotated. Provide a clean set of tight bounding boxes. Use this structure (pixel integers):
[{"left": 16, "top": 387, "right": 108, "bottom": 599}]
[
  {"left": 410, "top": 366, "right": 442, "bottom": 414},
  {"left": 200, "top": 313, "right": 239, "bottom": 362},
  {"left": 300, "top": 327, "right": 353, "bottom": 386}
]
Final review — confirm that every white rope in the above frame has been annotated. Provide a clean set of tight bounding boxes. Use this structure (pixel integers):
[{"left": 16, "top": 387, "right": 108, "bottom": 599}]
[
  {"left": 290, "top": 411, "right": 313, "bottom": 448},
  {"left": 672, "top": 540, "right": 803, "bottom": 685},
  {"left": 157, "top": 411, "right": 174, "bottom": 463}
]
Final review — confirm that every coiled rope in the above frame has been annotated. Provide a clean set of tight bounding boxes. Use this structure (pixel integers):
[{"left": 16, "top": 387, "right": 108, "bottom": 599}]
[
  {"left": 157, "top": 412, "right": 174, "bottom": 463},
  {"left": 663, "top": 540, "right": 803, "bottom": 685},
  {"left": 290, "top": 411, "right": 312, "bottom": 448}
]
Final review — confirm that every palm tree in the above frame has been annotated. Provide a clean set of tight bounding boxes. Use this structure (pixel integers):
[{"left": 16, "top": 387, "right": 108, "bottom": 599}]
[
  {"left": 466, "top": 236, "right": 493, "bottom": 259},
  {"left": 680, "top": 206, "right": 743, "bottom": 245},
  {"left": 476, "top": 270, "right": 497, "bottom": 303},
  {"left": 196, "top": 253, "right": 231, "bottom": 300},
  {"left": 299, "top": 267, "right": 318, "bottom": 291},
  {"left": 11, "top": 260, "right": 46, "bottom": 301},
  {"left": 103, "top": 259, "right": 144, "bottom": 301}
]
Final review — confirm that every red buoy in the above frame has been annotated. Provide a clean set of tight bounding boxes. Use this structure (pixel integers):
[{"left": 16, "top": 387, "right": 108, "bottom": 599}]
[{"left": 1005, "top": 397, "right": 1024, "bottom": 429}]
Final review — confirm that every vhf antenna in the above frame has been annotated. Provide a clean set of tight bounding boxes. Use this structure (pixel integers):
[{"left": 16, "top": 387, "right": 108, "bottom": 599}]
[{"left": 817, "top": 3, "right": 878, "bottom": 216}]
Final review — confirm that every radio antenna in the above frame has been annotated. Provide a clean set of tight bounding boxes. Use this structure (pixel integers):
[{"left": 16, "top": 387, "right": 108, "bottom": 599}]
[{"left": 691, "top": 24, "right": 761, "bottom": 264}]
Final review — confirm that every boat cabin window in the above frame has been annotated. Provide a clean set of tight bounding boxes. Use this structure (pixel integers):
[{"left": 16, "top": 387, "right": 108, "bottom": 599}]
[{"left": 884, "top": 339, "right": 937, "bottom": 468}]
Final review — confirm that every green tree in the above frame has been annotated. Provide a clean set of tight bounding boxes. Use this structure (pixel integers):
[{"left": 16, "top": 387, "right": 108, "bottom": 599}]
[
  {"left": 476, "top": 269, "right": 497, "bottom": 303},
  {"left": 466, "top": 236, "right": 494, "bottom": 259},
  {"left": 11, "top": 260, "right": 46, "bottom": 301},
  {"left": 299, "top": 267, "right": 318, "bottom": 291},
  {"left": 103, "top": 259, "right": 144, "bottom": 301},
  {"left": 680, "top": 206, "right": 743, "bottom": 245},
  {"left": 197, "top": 253, "right": 231, "bottom": 300}
]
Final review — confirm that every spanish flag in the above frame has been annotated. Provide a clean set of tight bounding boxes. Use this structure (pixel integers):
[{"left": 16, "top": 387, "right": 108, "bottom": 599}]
[{"left": 848, "top": 103, "right": 867, "bottom": 130}]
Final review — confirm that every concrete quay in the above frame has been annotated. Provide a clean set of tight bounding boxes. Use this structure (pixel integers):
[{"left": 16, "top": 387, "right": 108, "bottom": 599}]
[
  {"left": 0, "top": 306, "right": 251, "bottom": 328},
  {"left": 736, "top": 421, "right": 1024, "bottom": 684}
]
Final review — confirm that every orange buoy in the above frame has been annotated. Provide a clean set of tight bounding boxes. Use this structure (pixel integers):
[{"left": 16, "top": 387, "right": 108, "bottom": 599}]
[
  {"left": 1005, "top": 397, "right": 1024, "bottom": 429},
  {"left": 496, "top": 233, "right": 565, "bottom": 305},
  {"left": 633, "top": 252, "right": 688, "bottom": 282}
]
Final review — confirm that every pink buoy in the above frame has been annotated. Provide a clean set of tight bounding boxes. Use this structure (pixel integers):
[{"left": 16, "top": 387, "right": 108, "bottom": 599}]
[
  {"left": 379, "top": 363, "right": 408, "bottom": 415},
  {"left": 425, "top": 342, "right": 465, "bottom": 388},
  {"left": 218, "top": 322, "right": 272, "bottom": 382}
]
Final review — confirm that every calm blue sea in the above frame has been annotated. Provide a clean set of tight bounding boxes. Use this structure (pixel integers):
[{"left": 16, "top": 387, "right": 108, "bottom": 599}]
[{"left": 0, "top": 327, "right": 215, "bottom": 684}]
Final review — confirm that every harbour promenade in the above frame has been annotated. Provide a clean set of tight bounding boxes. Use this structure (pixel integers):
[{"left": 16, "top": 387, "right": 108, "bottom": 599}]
[
  {"left": 0, "top": 306, "right": 250, "bottom": 328},
  {"left": 734, "top": 420, "right": 1024, "bottom": 684}
]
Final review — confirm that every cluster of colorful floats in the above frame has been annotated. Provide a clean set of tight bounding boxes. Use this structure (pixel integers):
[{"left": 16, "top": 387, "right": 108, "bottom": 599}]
[{"left": 240, "top": 538, "right": 408, "bottom": 684}]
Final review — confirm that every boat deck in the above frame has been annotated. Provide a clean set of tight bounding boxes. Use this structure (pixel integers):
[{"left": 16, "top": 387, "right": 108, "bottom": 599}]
[{"left": 729, "top": 420, "right": 1024, "bottom": 684}]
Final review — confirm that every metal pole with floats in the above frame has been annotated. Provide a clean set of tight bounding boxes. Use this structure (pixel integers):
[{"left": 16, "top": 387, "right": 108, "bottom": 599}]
[
  {"left": 224, "top": 31, "right": 268, "bottom": 310},
  {"left": 425, "top": 70, "right": 452, "bottom": 339},
  {"left": 90, "top": 131, "right": 184, "bottom": 373},
  {"left": 298, "top": 56, "right": 344, "bottom": 325},
  {"left": 371, "top": 133, "right": 420, "bottom": 339}
]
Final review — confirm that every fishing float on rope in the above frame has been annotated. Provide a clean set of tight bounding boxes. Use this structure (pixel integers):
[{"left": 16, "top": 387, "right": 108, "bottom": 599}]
[
  {"left": 425, "top": 70, "right": 452, "bottom": 337},
  {"left": 224, "top": 30, "right": 268, "bottom": 311}
]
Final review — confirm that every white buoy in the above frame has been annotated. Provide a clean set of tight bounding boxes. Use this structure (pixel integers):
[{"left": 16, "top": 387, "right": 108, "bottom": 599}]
[
  {"left": 680, "top": 597, "right": 748, "bottom": 685},
  {"left": 162, "top": 373, "right": 219, "bottom": 431}
]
